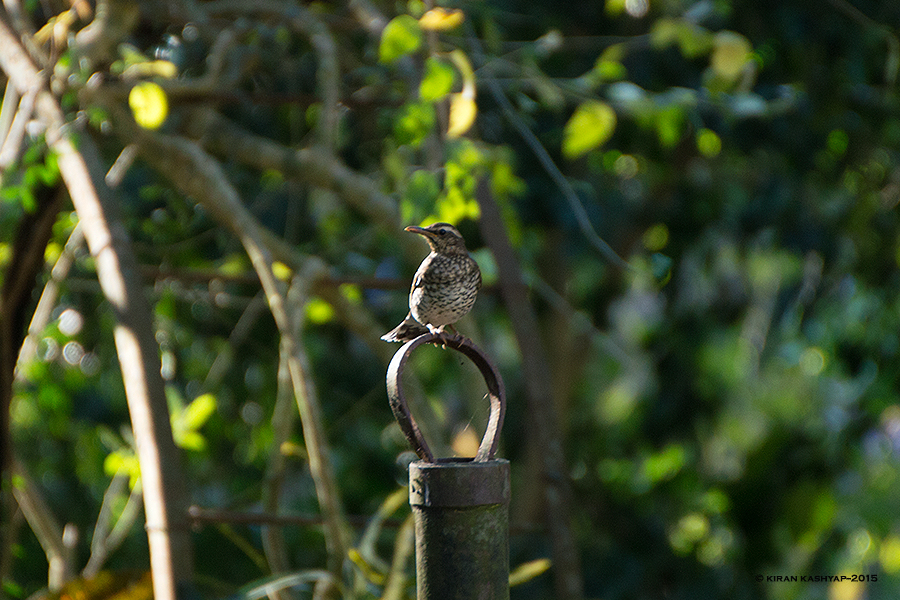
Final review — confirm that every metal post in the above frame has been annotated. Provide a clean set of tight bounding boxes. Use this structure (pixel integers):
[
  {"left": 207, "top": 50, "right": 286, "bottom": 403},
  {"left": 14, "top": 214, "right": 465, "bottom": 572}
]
[
  {"left": 386, "top": 333, "right": 509, "bottom": 600},
  {"left": 410, "top": 458, "right": 510, "bottom": 600}
]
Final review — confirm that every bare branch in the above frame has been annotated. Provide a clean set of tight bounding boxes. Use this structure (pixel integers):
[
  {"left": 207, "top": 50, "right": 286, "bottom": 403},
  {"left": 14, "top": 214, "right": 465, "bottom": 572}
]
[
  {"left": 0, "top": 12, "right": 193, "bottom": 598},
  {"left": 477, "top": 179, "right": 584, "bottom": 600},
  {"left": 181, "top": 108, "right": 422, "bottom": 265},
  {"left": 124, "top": 126, "right": 353, "bottom": 577}
]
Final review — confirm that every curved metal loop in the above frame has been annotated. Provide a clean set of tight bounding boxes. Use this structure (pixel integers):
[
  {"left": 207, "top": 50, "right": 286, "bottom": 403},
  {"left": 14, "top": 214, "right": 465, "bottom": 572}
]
[{"left": 386, "top": 333, "right": 506, "bottom": 463}]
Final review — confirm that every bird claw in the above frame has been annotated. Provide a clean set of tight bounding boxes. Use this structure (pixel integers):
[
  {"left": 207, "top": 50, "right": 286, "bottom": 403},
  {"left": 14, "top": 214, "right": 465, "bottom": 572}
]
[{"left": 426, "top": 327, "right": 464, "bottom": 349}]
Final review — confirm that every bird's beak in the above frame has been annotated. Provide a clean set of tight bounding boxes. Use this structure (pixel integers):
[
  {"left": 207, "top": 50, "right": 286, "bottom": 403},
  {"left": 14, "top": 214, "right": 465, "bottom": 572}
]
[{"left": 405, "top": 225, "right": 429, "bottom": 236}]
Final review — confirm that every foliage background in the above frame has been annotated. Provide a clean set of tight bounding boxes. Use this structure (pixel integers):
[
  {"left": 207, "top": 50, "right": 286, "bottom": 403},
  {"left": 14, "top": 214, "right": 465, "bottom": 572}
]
[{"left": 3, "top": 0, "right": 900, "bottom": 599}]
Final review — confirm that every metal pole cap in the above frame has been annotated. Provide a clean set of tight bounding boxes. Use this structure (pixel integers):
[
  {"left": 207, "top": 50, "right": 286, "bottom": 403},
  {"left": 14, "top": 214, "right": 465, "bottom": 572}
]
[{"left": 409, "top": 458, "right": 510, "bottom": 507}]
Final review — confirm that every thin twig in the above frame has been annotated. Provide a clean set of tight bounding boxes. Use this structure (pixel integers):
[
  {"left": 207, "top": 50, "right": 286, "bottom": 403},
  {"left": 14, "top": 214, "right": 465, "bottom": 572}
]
[
  {"left": 124, "top": 125, "right": 352, "bottom": 578},
  {"left": 180, "top": 108, "right": 423, "bottom": 266},
  {"left": 0, "top": 80, "right": 38, "bottom": 172},
  {"left": 476, "top": 179, "right": 584, "bottom": 600},
  {"left": 260, "top": 339, "right": 300, "bottom": 595},
  {"left": 827, "top": 0, "right": 899, "bottom": 86},
  {"left": 83, "top": 474, "right": 144, "bottom": 578},
  {"left": 10, "top": 458, "right": 71, "bottom": 591},
  {"left": 467, "top": 26, "right": 632, "bottom": 271},
  {"left": 380, "top": 515, "right": 415, "bottom": 600},
  {"left": 18, "top": 224, "right": 84, "bottom": 368}
]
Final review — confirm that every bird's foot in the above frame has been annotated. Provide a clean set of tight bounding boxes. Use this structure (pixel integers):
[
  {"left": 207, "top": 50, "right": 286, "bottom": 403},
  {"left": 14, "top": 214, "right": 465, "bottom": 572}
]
[{"left": 427, "top": 326, "right": 465, "bottom": 348}]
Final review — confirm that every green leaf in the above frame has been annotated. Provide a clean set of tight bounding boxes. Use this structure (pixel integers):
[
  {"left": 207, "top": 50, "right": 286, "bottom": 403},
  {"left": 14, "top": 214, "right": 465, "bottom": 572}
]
[
  {"left": 419, "top": 57, "right": 455, "bottom": 102},
  {"left": 562, "top": 101, "right": 617, "bottom": 159},
  {"left": 509, "top": 558, "right": 551, "bottom": 586},
  {"left": 177, "top": 430, "right": 207, "bottom": 451},
  {"left": 711, "top": 31, "right": 752, "bottom": 81},
  {"left": 394, "top": 102, "right": 435, "bottom": 147},
  {"left": 306, "top": 297, "right": 335, "bottom": 324},
  {"left": 655, "top": 105, "right": 686, "bottom": 148},
  {"left": 403, "top": 169, "right": 441, "bottom": 222},
  {"left": 379, "top": 15, "right": 422, "bottom": 63},
  {"left": 182, "top": 393, "right": 217, "bottom": 431},
  {"left": 696, "top": 128, "right": 722, "bottom": 157}
]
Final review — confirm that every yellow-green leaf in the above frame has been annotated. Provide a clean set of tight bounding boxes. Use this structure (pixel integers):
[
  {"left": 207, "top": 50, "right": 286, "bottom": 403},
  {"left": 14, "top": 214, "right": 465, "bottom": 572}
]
[
  {"left": 306, "top": 297, "right": 335, "bottom": 324},
  {"left": 419, "top": 57, "right": 455, "bottom": 102},
  {"left": 447, "top": 93, "right": 477, "bottom": 138},
  {"left": 182, "top": 393, "right": 217, "bottom": 431},
  {"left": 339, "top": 283, "right": 362, "bottom": 304},
  {"left": 418, "top": 7, "right": 464, "bottom": 31},
  {"left": 104, "top": 450, "right": 141, "bottom": 487},
  {"left": 123, "top": 59, "right": 178, "bottom": 79},
  {"left": 696, "top": 128, "right": 722, "bottom": 157},
  {"left": 394, "top": 101, "right": 436, "bottom": 147},
  {"left": 348, "top": 548, "right": 386, "bottom": 585},
  {"left": 711, "top": 31, "right": 752, "bottom": 81},
  {"left": 509, "top": 558, "right": 551, "bottom": 586},
  {"left": 562, "top": 101, "right": 617, "bottom": 159},
  {"left": 175, "top": 430, "right": 206, "bottom": 451},
  {"left": 272, "top": 261, "right": 292, "bottom": 281},
  {"left": 128, "top": 82, "right": 168, "bottom": 130},
  {"left": 379, "top": 15, "right": 422, "bottom": 63}
]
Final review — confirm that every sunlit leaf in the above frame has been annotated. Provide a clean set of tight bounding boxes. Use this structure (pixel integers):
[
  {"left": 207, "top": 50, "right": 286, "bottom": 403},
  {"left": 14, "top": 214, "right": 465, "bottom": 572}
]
[
  {"left": 394, "top": 101, "right": 435, "bottom": 146},
  {"left": 696, "top": 128, "right": 722, "bottom": 157},
  {"left": 272, "top": 261, "right": 292, "bottom": 281},
  {"left": 128, "top": 82, "right": 168, "bottom": 130},
  {"left": 46, "top": 571, "right": 153, "bottom": 600},
  {"left": 306, "top": 297, "right": 335, "bottom": 324},
  {"left": 509, "top": 558, "right": 551, "bottom": 586},
  {"left": 642, "top": 223, "right": 669, "bottom": 252},
  {"left": 562, "top": 101, "right": 617, "bottom": 158},
  {"left": 605, "top": 0, "right": 627, "bottom": 17},
  {"left": 182, "top": 393, "right": 217, "bottom": 431},
  {"left": 218, "top": 253, "right": 250, "bottom": 276},
  {"left": 339, "top": 283, "right": 362, "bottom": 304},
  {"left": 642, "top": 444, "right": 686, "bottom": 483},
  {"left": 177, "top": 430, "right": 206, "bottom": 451},
  {"left": 650, "top": 18, "right": 713, "bottom": 58},
  {"left": 348, "top": 548, "right": 386, "bottom": 585},
  {"left": 592, "top": 44, "right": 628, "bottom": 83},
  {"left": 419, "top": 57, "right": 455, "bottom": 102},
  {"left": 123, "top": 60, "right": 178, "bottom": 79},
  {"left": 829, "top": 575, "right": 865, "bottom": 600},
  {"left": 711, "top": 31, "right": 752, "bottom": 81},
  {"left": 418, "top": 7, "right": 464, "bottom": 31},
  {"left": 404, "top": 169, "right": 441, "bottom": 221},
  {"left": 655, "top": 105, "right": 686, "bottom": 147},
  {"left": 447, "top": 92, "right": 477, "bottom": 138},
  {"left": 104, "top": 450, "right": 141, "bottom": 487},
  {"left": 880, "top": 535, "right": 900, "bottom": 574},
  {"left": 379, "top": 15, "right": 422, "bottom": 63}
]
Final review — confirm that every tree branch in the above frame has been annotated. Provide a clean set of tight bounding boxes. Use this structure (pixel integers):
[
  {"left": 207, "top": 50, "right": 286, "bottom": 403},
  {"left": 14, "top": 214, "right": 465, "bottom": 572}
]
[
  {"left": 124, "top": 126, "right": 353, "bottom": 578},
  {"left": 181, "top": 108, "right": 422, "bottom": 265},
  {"left": 476, "top": 179, "right": 584, "bottom": 600},
  {"left": 0, "top": 12, "right": 193, "bottom": 599}
]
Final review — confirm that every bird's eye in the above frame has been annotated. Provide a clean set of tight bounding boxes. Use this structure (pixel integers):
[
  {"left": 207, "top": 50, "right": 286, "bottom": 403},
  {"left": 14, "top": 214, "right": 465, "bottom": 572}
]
[{"left": 438, "top": 228, "right": 447, "bottom": 235}]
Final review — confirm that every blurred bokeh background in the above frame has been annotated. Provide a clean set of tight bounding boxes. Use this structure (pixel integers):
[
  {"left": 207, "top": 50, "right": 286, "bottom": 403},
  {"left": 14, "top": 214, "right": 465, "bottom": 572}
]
[{"left": 3, "top": 0, "right": 900, "bottom": 598}]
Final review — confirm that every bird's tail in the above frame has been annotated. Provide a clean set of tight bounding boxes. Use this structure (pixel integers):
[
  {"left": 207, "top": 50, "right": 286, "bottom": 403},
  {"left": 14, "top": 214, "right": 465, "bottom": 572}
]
[{"left": 380, "top": 313, "right": 428, "bottom": 343}]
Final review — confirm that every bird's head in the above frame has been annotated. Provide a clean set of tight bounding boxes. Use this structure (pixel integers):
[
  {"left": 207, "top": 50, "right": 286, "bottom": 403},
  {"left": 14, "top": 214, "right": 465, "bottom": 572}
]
[{"left": 405, "top": 222, "right": 469, "bottom": 254}]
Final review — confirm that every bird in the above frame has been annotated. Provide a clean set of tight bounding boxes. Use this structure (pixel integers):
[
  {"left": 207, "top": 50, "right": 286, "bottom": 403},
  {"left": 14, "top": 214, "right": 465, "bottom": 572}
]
[{"left": 381, "top": 222, "right": 482, "bottom": 344}]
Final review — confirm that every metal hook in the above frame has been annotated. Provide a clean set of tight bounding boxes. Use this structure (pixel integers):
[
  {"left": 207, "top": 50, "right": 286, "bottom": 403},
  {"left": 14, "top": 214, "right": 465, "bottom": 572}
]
[{"left": 386, "top": 333, "right": 506, "bottom": 463}]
